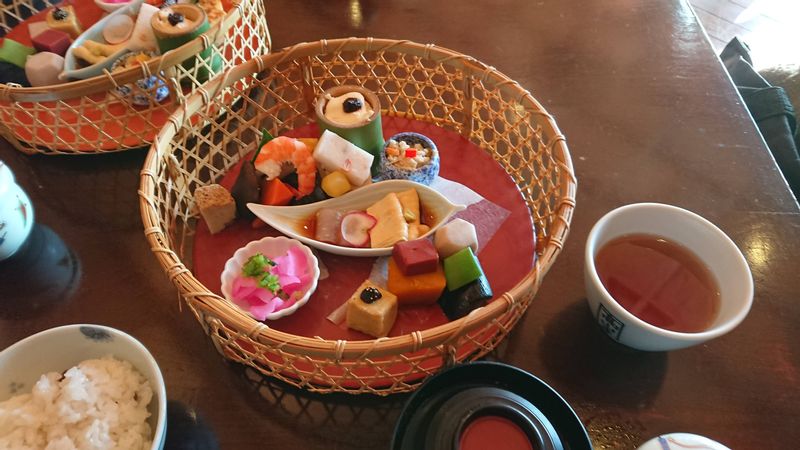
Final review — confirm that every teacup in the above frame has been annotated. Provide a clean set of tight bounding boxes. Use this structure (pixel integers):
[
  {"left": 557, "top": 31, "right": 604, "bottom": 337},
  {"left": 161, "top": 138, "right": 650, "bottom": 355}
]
[
  {"left": 0, "top": 161, "right": 34, "bottom": 261},
  {"left": 584, "top": 203, "right": 753, "bottom": 351}
]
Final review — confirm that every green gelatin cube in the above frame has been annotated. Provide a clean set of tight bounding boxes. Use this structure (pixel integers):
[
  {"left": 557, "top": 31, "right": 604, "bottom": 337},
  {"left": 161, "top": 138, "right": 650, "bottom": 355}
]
[
  {"left": 443, "top": 247, "right": 484, "bottom": 291},
  {"left": 0, "top": 39, "right": 35, "bottom": 68}
]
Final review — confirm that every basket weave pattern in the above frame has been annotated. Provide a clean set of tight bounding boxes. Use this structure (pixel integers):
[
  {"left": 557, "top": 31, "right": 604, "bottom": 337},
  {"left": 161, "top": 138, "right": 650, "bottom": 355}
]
[
  {"left": 0, "top": 0, "right": 270, "bottom": 154},
  {"left": 140, "top": 38, "right": 576, "bottom": 395}
]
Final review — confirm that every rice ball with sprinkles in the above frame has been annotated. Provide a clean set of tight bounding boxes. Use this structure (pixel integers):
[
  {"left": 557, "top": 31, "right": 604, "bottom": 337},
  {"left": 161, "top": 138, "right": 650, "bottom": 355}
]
[
  {"left": 379, "top": 132, "right": 440, "bottom": 185},
  {"left": 0, "top": 356, "right": 154, "bottom": 450}
]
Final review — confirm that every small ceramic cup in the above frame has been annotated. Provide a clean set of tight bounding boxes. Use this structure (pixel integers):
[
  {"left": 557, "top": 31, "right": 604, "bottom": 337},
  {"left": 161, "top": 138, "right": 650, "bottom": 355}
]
[
  {"left": 378, "top": 132, "right": 440, "bottom": 185},
  {"left": 584, "top": 203, "right": 753, "bottom": 351},
  {"left": 0, "top": 161, "right": 34, "bottom": 261},
  {"left": 315, "top": 85, "right": 384, "bottom": 175}
]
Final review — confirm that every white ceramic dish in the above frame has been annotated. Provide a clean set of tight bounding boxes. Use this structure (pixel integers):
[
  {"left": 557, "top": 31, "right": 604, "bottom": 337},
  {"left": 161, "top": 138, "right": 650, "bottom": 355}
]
[
  {"left": 584, "top": 203, "right": 753, "bottom": 352},
  {"left": 637, "top": 433, "right": 731, "bottom": 450},
  {"left": 220, "top": 236, "right": 320, "bottom": 320},
  {"left": 94, "top": 0, "right": 136, "bottom": 13},
  {"left": 61, "top": 0, "right": 155, "bottom": 80},
  {"left": 247, "top": 180, "right": 466, "bottom": 257},
  {"left": 0, "top": 324, "right": 167, "bottom": 449}
]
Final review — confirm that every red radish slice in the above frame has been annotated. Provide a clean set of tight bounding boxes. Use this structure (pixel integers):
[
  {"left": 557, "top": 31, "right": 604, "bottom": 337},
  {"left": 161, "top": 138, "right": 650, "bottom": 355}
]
[
  {"left": 102, "top": 14, "right": 135, "bottom": 45},
  {"left": 340, "top": 212, "right": 377, "bottom": 247}
]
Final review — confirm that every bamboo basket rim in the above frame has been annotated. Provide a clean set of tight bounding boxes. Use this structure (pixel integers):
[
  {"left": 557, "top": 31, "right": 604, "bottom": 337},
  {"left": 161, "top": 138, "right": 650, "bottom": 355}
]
[
  {"left": 140, "top": 37, "right": 576, "bottom": 361},
  {"left": 0, "top": 1, "right": 256, "bottom": 103}
]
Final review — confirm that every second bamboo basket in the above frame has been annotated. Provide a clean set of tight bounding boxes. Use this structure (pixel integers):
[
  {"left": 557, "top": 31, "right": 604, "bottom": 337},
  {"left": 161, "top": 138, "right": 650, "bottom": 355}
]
[{"left": 0, "top": 0, "right": 271, "bottom": 155}]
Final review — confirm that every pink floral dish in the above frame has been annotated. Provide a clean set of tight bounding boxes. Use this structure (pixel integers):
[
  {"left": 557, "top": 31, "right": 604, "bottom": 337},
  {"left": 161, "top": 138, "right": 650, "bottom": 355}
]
[{"left": 220, "top": 236, "right": 320, "bottom": 321}]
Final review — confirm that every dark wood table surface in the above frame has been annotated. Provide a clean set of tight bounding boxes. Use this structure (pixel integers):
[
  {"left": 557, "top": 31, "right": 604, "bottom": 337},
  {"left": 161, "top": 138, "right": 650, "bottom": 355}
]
[{"left": 2, "top": 0, "right": 799, "bottom": 448}]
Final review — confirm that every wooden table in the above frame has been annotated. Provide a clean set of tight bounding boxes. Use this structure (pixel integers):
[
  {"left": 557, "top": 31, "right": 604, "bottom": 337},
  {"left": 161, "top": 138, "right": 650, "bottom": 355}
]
[{"left": 2, "top": 0, "right": 799, "bottom": 448}]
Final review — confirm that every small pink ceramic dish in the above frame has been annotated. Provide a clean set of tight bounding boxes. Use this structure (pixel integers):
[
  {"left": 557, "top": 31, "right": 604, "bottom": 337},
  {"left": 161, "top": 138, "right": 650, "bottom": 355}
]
[{"left": 220, "top": 236, "right": 320, "bottom": 321}]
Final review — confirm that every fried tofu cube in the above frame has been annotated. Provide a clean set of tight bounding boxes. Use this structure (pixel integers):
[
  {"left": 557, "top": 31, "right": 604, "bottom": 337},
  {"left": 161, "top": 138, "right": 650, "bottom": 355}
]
[
  {"left": 346, "top": 281, "right": 398, "bottom": 338},
  {"left": 46, "top": 6, "right": 82, "bottom": 39},
  {"left": 194, "top": 184, "right": 236, "bottom": 234}
]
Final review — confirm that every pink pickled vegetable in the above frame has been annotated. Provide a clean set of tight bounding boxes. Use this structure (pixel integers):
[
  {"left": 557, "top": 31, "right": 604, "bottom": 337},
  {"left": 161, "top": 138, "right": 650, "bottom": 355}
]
[
  {"left": 340, "top": 212, "right": 377, "bottom": 247},
  {"left": 231, "top": 247, "right": 312, "bottom": 320}
]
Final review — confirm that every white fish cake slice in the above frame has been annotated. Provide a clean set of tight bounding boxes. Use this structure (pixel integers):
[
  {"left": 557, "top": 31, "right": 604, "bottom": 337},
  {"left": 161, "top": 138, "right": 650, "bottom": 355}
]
[{"left": 313, "top": 130, "right": 374, "bottom": 187}]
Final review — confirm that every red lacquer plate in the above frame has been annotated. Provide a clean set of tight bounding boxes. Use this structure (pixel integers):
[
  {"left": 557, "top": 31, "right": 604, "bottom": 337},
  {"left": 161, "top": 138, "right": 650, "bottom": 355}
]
[{"left": 192, "top": 117, "right": 536, "bottom": 386}]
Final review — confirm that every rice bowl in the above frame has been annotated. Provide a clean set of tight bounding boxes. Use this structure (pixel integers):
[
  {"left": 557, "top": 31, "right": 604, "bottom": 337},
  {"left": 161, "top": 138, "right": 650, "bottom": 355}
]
[{"left": 0, "top": 325, "right": 166, "bottom": 450}]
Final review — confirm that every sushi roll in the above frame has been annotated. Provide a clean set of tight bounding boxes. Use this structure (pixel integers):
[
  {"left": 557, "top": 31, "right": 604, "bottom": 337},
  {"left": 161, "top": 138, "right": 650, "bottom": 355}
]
[
  {"left": 315, "top": 85, "right": 384, "bottom": 176},
  {"left": 378, "top": 132, "right": 440, "bottom": 186}
]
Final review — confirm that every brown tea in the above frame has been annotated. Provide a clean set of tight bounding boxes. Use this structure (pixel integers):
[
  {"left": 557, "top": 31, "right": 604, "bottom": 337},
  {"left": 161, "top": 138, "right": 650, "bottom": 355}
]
[{"left": 595, "top": 234, "right": 720, "bottom": 333}]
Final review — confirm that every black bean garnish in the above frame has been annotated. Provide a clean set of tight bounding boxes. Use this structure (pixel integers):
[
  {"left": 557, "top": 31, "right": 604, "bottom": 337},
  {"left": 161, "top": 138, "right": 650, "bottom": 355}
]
[
  {"left": 360, "top": 287, "right": 382, "bottom": 303},
  {"left": 168, "top": 12, "right": 185, "bottom": 26},
  {"left": 342, "top": 97, "right": 363, "bottom": 113},
  {"left": 52, "top": 7, "right": 68, "bottom": 20}
]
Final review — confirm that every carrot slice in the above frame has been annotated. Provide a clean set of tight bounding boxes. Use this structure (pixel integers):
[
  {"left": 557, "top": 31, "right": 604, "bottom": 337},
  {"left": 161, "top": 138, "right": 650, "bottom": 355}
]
[{"left": 261, "top": 178, "right": 294, "bottom": 206}]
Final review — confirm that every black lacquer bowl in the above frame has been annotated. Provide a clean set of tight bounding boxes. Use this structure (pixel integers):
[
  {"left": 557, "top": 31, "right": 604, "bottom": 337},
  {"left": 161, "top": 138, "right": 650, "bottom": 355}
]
[{"left": 392, "top": 362, "right": 592, "bottom": 450}]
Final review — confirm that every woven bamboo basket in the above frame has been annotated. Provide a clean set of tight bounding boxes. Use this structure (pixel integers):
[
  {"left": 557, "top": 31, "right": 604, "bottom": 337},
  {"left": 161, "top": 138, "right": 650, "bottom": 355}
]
[
  {"left": 139, "top": 38, "right": 576, "bottom": 395},
  {"left": 0, "top": 0, "right": 270, "bottom": 155}
]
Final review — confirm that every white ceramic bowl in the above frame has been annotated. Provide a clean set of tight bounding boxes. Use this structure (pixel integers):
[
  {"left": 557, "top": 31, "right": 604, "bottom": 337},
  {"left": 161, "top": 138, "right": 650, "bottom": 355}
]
[
  {"left": 637, "top": 433, "right": 731, "bottom": 450},
  {"left": 220, "top": 236, "right": 320, "bottom": 320},
  {"left": 0, "top": 324, "right": 167, "bottom": 449},
  {"left": 584, "top": 203, "right": 753, "bottom": 351}
]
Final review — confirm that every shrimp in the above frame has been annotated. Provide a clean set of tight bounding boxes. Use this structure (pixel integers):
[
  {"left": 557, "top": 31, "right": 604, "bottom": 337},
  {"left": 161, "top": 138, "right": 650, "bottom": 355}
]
[{"left": 254, "top": 136, "right": 317, "bottom": 198}]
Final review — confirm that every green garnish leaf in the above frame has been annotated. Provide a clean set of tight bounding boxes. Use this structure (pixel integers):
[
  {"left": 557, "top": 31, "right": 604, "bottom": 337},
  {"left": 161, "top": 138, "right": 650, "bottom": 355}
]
[
  {"left": 252, "top": 129, "right": 275, "bottom": 163},
  {"left": 242, "top": 253, "right": 275, "bottom": 277},
  {"left": 258, "top": 273, "right": 281, "bottom": 293}
]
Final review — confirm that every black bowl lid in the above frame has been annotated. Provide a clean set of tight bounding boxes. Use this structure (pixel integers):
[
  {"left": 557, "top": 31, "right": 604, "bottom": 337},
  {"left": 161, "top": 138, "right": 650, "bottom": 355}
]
[{"left": 392, "top": 362, "right": 592, "bottom": 450}]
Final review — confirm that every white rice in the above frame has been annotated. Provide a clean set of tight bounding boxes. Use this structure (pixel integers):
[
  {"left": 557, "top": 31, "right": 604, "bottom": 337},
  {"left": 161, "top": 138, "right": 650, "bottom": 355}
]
[{"left": 0, "top": 356, "right": 154, "bottom": 450}]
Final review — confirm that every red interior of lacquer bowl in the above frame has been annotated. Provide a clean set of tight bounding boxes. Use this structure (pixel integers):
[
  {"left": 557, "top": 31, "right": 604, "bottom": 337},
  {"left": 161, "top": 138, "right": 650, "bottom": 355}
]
[
  {"left": 1, "top": 0, "right": 249, "bottom": 151},
  {"left": 192, "top": 117, "right": 536, "bottom": 386}
]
